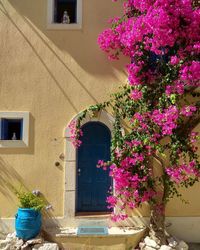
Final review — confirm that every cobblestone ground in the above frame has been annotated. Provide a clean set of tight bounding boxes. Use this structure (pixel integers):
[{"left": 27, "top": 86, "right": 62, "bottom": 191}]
[{"left": 188, "top": 243, "right": 200, "bottom": 250}]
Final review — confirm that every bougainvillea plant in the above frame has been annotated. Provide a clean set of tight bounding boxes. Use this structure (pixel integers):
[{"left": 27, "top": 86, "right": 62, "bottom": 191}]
[{"left": 69, "top": 0, "right": 200, "bottom": 245}]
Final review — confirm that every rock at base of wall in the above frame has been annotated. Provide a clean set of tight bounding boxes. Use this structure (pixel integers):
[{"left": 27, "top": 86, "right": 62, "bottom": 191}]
[
  {"left": 175, "top": 241, "right": 189, "bottom": 250},
  {"left": 135, "top": 235, "right": 189, "bottom": 250},
  {"left": 160, "top": 245, "right": 173, "bottom": 250},
  {"left": 0, "top": 232, "right": 59, "bottom": 250},
  {"left": 144, "top": 236, "right": 160, "bottom": 249},
  {"left": 32, "top": 242, "right": 59, "bottom": 250}
]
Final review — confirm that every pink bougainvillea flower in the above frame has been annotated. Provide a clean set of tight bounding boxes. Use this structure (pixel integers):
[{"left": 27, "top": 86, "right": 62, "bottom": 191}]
[
  {"left": 180, "top": 105, "right": 197, "bottom": 117},
  {"left": 170, "top": 56, "right": 180, "bottom": 65},
  {"left": 130, "top": 89, "right": 143, "bottom": 101}
]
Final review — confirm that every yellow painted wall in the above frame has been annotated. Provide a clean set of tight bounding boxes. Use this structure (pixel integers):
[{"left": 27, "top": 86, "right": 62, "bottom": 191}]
[
  {"left": 0, "top": 0, "right": 126, "bottom": 218},
  {"left": 0, "top": 0, "right": 199, "bottom": 219}
]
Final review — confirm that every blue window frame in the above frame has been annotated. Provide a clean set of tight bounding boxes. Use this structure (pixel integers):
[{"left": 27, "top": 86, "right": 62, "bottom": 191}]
[{"left": 0, "top": 118, "right": 23, "bottom": 140}]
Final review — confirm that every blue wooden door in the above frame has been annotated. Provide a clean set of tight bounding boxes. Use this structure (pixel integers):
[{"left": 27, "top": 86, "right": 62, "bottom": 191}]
[{"left": 76, "top": 122, "right": 112, "bottom": 212}]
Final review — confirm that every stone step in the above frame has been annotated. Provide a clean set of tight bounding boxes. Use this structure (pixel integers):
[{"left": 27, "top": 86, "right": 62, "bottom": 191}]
[{"left": 49, "top": 226, "right": 146, "bottom": 250}]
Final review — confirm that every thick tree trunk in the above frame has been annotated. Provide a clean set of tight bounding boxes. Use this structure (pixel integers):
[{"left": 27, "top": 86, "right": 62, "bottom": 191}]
[
  {"left": 147, "top": 155, "right": 168, "bottom": 245},
  {"left": 149, "top": 204, "right": 167, "bottom": 245}
]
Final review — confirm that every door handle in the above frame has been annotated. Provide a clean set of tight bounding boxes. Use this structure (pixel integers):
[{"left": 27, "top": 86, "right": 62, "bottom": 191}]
[{"left": 78, "top": 168, "right": 81, "bottom": 176}]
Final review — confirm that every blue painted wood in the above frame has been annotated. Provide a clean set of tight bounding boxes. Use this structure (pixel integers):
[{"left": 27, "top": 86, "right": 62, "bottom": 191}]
[
  {"left": 131, "top": 50, "right": 169, "bottom": 71},
  {"left": 76, "top": 122, "right": 112, "bottom": 212},
  {"left": 149, "top": 51, "right": 169, "bottom": 70},
  {"left": 1, "top": 119, "right": 9, "bottom": 140}
]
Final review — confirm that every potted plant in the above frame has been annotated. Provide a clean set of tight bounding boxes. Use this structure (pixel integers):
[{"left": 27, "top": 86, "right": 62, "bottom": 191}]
[{"left": 15, "top": 189, "right": 46, "bottom": 240}]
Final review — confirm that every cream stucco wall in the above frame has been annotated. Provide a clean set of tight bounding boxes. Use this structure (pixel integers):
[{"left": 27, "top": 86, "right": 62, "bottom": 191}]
[
  {"left": 0, "top": 0, "right": 200, "bottom": 226},
  {"left": 0, "top": 0, "right": 126, "bottom": 218}
]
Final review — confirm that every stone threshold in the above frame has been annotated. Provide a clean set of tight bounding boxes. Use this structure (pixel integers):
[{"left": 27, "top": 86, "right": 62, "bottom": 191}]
[{"left": 53, "top": 226, "right": 146, "bottom": 238}]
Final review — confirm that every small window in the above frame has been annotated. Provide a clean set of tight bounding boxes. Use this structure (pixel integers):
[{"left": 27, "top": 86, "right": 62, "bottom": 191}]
[
  {"left": 0, "top": 118, "right": 23, "bottom": 140},
  {"left": 54, "top": 0, "right": 77, "bottom": 24},
  {"left": 47, "top": 0, "right": 82, "bottom": 29},
  {"left": 0, "top": 112, "right": 29, "bottom": 148}
]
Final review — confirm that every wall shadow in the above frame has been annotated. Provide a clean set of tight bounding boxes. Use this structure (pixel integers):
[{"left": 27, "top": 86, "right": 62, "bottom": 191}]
[
  {"left": 0, "top": 217, "right": 11, "bottom": 238},
  {"left": 6, "top": 0, "right": 127, "bottom": 77},
  {"left": 0, "top": 3, "right": 81, "bottom": 112},
  {"left": 0, "top": 1, "right": 108, "bottom": 111},
  {"left": 0, "top": 157, "right": 26, "bottom": 201}
]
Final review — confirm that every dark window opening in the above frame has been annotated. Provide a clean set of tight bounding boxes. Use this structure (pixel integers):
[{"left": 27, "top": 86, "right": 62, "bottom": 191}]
[
  {"left": 54, "top": 0, "right": 77, "bottom": 24},
  {"left": 0, "top": 119, "right": 23, "bottom": 140}
]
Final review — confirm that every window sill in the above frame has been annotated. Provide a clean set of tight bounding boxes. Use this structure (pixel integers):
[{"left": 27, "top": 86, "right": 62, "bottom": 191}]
[
  {"left": 0, "top": 140, "right": 28, "bottom": 148},
  {"left": 47, "top": 23, "right": 82, "bottom": 30}
]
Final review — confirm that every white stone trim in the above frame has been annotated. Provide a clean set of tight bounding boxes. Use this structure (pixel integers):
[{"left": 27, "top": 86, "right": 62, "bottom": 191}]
[
  {"left": 63, "top": 110, "right": 114, "bottom": 225},
  {"left": 47, "top": 0, "right": 82, "bottom": 30},
  {"left": 64, "top": 110, "right": 115, "bottom": 138},
  {"left": 0, "top": 112, "right": 29, "bottom": 148}
]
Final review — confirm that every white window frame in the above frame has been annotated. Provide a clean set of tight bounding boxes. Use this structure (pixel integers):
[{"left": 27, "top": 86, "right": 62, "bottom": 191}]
[
  {"left": 0, "top": 112, "right": 29, "bottom": 148},
  {"left": 47, "top": 0, "right": 82, "bottom": 30}
]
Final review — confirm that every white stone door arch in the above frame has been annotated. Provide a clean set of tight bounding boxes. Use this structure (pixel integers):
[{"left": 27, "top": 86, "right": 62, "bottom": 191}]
[{"left": 63, "top": 110, "right": 114, "bottom": 226}]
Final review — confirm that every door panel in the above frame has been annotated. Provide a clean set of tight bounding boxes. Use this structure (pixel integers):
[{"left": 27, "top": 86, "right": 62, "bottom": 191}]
[{"left": 76, "top": 122, "right": 111, "bottom": 213}]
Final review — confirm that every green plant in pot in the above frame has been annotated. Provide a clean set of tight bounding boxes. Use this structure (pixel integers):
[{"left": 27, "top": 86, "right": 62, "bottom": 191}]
[{"left": 15, "top": 188, "right": 47, "bottom": 240}]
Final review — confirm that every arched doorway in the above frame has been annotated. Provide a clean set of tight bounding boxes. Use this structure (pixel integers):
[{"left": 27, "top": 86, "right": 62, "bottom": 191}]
[{"left": 76, "top": 122, "right": 112, "bottom": 214}]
